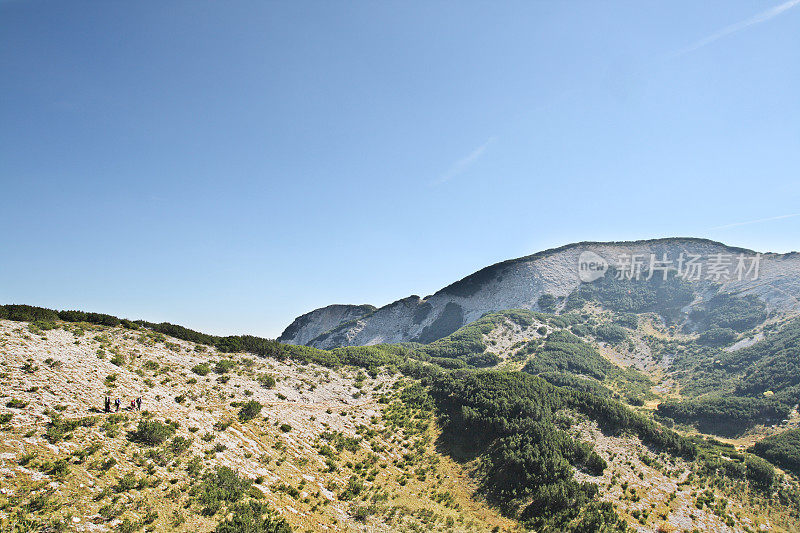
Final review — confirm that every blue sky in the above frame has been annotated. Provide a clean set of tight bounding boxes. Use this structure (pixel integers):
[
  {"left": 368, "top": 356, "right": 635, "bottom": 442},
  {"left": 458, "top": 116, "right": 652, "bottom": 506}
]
[{"left": 1, "top": 1, "right": 799, "bottom": 337}]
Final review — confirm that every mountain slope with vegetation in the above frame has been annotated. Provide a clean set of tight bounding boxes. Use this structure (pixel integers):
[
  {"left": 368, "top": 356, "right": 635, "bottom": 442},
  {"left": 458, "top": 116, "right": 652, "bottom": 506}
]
[
  {"left": 3, "top": 301, "right": 800, "bottom": 532},
  {"left": 0, "top": 316, "right": 517, "bottom": 532},
  {"left": 279, "top": 238, "right": 800, "bottom": 349}
]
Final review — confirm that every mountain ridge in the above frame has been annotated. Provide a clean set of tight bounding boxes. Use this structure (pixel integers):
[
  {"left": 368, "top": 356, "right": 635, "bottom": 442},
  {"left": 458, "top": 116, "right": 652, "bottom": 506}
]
[{"left": 279, "top": 237, "right": 800, "bottom": 348}]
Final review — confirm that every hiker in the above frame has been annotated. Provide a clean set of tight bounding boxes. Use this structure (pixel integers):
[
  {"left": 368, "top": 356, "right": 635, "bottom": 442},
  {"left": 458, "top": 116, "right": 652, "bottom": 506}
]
[
  {"left": 130, "top": 399, "right": 135, "bottom": 410},
  {"left": 136, "top": 397, "right": 142, "bottom": 410},
  {"left": 114, "top": 398, "right": 120, "bottom": 412},
  {"left": 104, "top": 396, "right": 110, "bottom": 413}
]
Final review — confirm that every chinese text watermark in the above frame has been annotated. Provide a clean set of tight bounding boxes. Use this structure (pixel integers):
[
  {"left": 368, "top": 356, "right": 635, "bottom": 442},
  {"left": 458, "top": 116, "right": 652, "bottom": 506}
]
[{"left": 577, "top": 251, "right": 760, "bottom": 283}]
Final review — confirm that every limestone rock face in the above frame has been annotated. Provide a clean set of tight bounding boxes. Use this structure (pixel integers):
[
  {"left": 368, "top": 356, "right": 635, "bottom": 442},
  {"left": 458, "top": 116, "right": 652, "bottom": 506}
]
[
  {"left": 277, "top": 304, "right": 375, "bottom": 346},
  {"left": 279, "top": 238, "right": 800, "bottom": 348}
]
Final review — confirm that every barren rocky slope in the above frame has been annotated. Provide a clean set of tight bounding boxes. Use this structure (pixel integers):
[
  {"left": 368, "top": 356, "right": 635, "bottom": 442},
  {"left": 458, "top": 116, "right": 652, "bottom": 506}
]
[
  {"left": 280, "top": 305, "right": 377, "bottom": 348},
  {"left": 0, "top": 319, "right": 515, "bottom": 532}
]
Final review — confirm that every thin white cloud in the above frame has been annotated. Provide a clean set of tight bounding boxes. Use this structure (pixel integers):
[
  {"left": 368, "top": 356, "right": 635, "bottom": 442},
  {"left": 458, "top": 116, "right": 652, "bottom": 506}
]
[
  {"left": 711, "top": 213, "right": 800, "bottom": 230},
  {"left": 432, "top": 137, "right": 496, "bottom": 186},
  {"left": 673, "top": 0, "right": 800, "bottom": 56}
]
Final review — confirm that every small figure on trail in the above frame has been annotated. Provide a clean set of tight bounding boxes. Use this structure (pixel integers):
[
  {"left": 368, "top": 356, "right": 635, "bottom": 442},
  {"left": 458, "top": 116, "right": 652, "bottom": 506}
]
[
  {"left": 130, "top": 399, "right": 135, "bottom": 410},
  {"left": 114, "top": 398, "right": 120, "bottom": 412},
  {"left": 136, "top": 397, "right": 142, "bottom": 410},
  {"left": 104, "top": 396, "right": 110, "bottom": 413}
]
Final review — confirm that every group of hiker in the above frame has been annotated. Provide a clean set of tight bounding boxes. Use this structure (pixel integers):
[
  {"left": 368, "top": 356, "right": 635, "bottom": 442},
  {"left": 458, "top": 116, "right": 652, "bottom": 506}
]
[{"left": 103, "top": 396, "right": 142, "bottom": 413}]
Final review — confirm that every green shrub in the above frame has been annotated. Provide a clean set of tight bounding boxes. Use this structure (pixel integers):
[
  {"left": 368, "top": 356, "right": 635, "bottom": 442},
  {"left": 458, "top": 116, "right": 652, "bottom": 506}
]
[
  {"left": 214, "top": 500, "right": 291, "bottom": 533},
  {"left": 746, "top": 455, "right": 775, "bottom": 489},
  {"left": 19, "top": 452, "right": 36, "bottom": 466},
  {"left": 613, "top": 313, "right": 638, "bottom": 329},
  {"left": 258, "top": 374, "right": 276, "bottom": 389},
  {"left": 584, "top": 451, "right": 607, "bottom": 476},
  {"left": 192, "top": 363, "right": 211, "bottom": 376},
  {"left": 26, "top": 492, "right": 51, "bottom": 512},
  {"left": 697, "top": 327, "right": 738, "bottom": 347},
  {"left": 238, "top": 401, "right": 263, "bottom": 422},
  {"left": 118, "top": 518, "right": 139, "bottom": 533},
  {"left": 115, "top": 473, "right": 139, "bottom": 492},
  {"left": 521, "top": 330, "right": 613, "bottom": 380},
  {"left": 128, "top": 420, "right": 176, "bottom": 446},
  {"left": 626, "top": 395, "right": 644, "bottom": 407},
  {"left": 691, "top": 293, "right": 767, "bottom": 333},
  {"left": 595, "top": 324, "right": 627, "bottom": 344},
  {"left": 338, "top": 476, "right": 364, "bottom": 501},
  {"left": 99, "top": 503, "right": 123, "bottom": 519},
  {"left": 44, "top": 414, "right": 97, "bottom": 443},
  {"left": 538, "top": 294, "right": 558, "bottom": 313},
  {"left": 99, "top": 457, "right": 117, "bottom": 471},
  {"left": 214, "top": 359, "right": 236, "bottom": 374},
  {"left": 214, "top": 419, "right": 234, "bottom": 431},
  {"left": 42, "top": 458, "right": 70, "bottom": 478},
  {"left": 21, "top": 361, "right": 38, "bottom": 373},
  {"left": 186, "top": 456, "right": 203, "bottom": 477},
  {"left": 6, "top": 399, "right": 27, "bottom": 409},
  {"left": 194, "top": 466, "right": 252, "bottom": 516},
  {"left": 170, "top": 436, "right": 194, "bottom": 455},
  {"left": 321, "top": 431, "right": 360, "bottom": 452},
  {"left": 570, "top": 324, "right": 592, "bottom": 337}
]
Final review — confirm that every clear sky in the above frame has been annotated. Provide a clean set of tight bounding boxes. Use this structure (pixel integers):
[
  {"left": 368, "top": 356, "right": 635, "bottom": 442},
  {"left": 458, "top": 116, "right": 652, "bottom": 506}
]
[{"left": 1, "top": 1, "right": 799, "bottom": 337}]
